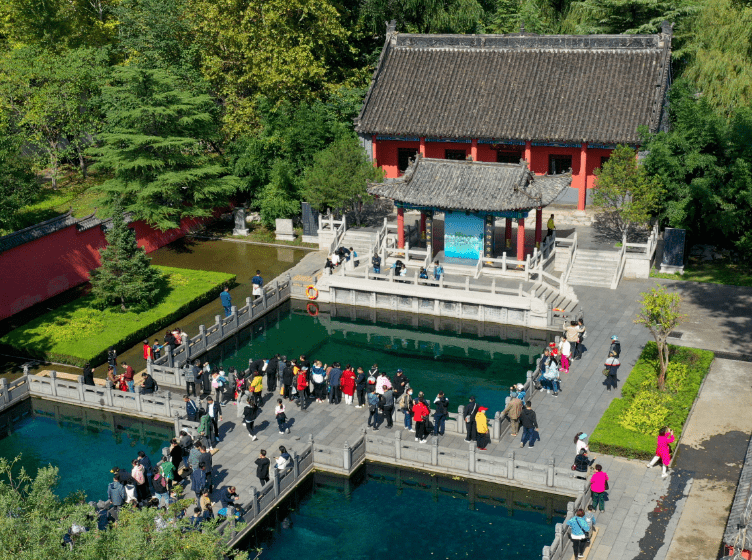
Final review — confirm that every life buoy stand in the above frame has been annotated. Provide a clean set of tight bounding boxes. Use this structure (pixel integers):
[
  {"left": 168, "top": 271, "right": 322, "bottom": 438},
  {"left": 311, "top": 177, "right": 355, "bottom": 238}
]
[
  {"left": 306, "top": 285, "right": 319, "bottom": 300},
  {"left": 306, "top": 302, "right": 319, "bottom": 317}
]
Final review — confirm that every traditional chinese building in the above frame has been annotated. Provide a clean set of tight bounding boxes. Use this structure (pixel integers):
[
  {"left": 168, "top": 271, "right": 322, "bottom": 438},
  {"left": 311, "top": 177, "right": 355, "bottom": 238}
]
[
  {"left": 355, "top": 22, "right": 673, "bottom": 211},
  {"left": 368, "top": 156, "right": 571, "bottom": 262}
]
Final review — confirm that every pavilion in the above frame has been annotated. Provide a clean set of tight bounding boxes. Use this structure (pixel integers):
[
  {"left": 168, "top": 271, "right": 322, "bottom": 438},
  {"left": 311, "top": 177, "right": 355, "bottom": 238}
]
[
  {"left": 355, "top": 22, "right": 672, "bottom": 210},
  {"left": 368, "top": 155, "right": 571, "bottom": 262}
]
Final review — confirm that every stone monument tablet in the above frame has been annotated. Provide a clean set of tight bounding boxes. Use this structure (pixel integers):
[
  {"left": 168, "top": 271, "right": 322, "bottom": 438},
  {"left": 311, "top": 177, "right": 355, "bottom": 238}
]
[
  {"left": 275, "top": 218, "right": 296, "bottom": 241},
  {"left": 232, "top": 207, "right": 249, "bottom": 236},
  {"left": 660, "top": 227, "right": 685, "bottom": 274},
  {"left": 301, "top": 202, "right": 319, "bottom": 244}
]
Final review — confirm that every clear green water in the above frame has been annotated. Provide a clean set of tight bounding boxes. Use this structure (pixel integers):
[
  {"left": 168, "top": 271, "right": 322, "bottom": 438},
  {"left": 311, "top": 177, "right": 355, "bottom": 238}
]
[
  {"left": 248, "top": 464, "right": 567, "bottom": 560},
  {"left": 0, "top": 399, "right": 172, "bottom": 500},
  {"left": 205, "top": 301, "right": 549, "bottom": 416}
]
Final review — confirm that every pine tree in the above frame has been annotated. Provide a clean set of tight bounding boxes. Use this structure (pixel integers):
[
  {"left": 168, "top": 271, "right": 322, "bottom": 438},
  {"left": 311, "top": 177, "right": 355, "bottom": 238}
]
[
  {"left": 90, "top": 198, "right": 163, "bottom": 311},
  {"left": 89, "top": 65, "right": 239, "bottom": 231}
]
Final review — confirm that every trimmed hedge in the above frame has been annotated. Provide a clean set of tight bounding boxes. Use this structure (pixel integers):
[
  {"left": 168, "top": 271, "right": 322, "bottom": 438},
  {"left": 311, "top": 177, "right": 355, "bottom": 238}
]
[
  {"left": 589, "top": 342, "right": 714, "bottom": 459},
  {"left": 0, "top": 266, "right": 235, "bottom": 367}
]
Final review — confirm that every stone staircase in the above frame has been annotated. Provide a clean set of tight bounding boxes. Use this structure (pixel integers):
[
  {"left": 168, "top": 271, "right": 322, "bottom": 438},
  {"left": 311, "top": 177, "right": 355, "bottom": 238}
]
[
  {"left": 566, "top": 249, "right": 620, "bottom": 288},
  {"left": 531, "top": 282, "right": 580, "bottom": 315},
  {"left": 339, "top": 229, "right": 380, "bottom": 258}
]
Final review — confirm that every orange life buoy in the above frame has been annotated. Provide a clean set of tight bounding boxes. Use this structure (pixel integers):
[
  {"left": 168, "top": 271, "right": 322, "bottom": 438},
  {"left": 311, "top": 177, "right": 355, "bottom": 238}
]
[
  {"left": 306, "top": 285, "right": 318, "bottom": 300},
  {"left": 307, "top": 302, "right": 319, "bottom": 317}
]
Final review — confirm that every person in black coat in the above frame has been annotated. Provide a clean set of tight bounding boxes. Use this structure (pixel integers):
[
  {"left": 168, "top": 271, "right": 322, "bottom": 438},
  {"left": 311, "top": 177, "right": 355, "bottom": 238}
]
[
  {"left": 464, "top": 396, "right": 479, "bottom": 442},
  {"left": 82, "top": 363, "right": 95, "bottom": 386},
  {"left": 355, "top": 367, "right": 368, "bottom": 408},
  {"left": 267, "top": 355, "right": 279, "bottom": 392},
  {"left": 255, "top": 450, "right": 270, "bottom": 486},
  {"left": 573, "top": 448, "right": 596, "bottom": 478},
  {"left": 243, "top": 397, "right": 259, "bottom": 441},
  {"left": 281, "top": 362, "right": 294, "bottom": 400},
  {"left": 609, "top": 335, "right": 621, "bottom": 358}
]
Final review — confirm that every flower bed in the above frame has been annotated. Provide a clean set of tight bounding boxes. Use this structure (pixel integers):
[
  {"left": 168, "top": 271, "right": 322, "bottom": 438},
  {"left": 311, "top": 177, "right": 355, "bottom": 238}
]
[{"left": 590, "top": 342, "right": 714, "bottom": 459}]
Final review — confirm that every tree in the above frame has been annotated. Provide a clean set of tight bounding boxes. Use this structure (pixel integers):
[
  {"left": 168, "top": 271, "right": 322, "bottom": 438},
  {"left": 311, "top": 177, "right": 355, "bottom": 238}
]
[
  {"left": 359, "top": 0, "right": 493, "bottom": 35},
  {"left": 89, "top": 199, "right": 163, "bottom": 311},
  {"left": 0, "top": 134, "right": 37, "bottom": 233},
  {"left": 561, "top": 0, "right": 692, "bottom": 34},
  {"left": 301, "top": 135, "right": 384, "bottom": 224},
  {"left": 0, "top": 456, "right": 249, "bottom": 560},
  {"left": 89, "top": 66, "right": 240, "bottom": 230},
  {"left": 257, "top": 160, "right": 303, "bottom": 229},
  {"left": 641, "top": 81, "right": 752, "bottom": 255},
  {"left": 0, "top": 47, "right": 108, "bottom": 187},
  {"left": 634, "top": 285, "right": 685, "bottom": 391},
  {"left": 592, "top": 144, "right": 664, "bottom": 240},
  {"left": 187, "top": 0, "right": 351, "bottom": 135},
  {"left": 679, "top": 0, "right": 752, "bottom": 117}
]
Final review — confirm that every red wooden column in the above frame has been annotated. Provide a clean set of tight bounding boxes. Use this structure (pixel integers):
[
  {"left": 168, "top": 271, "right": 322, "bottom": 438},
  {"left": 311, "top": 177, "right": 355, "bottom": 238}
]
[
  {"left": 517, "top": 218, "right": 525, "bottom": 261},
  {"left": 471, "top": 139, "right": 478, "bottom": 161},
  {"left": 535, "top": 207, "right": 542, "bottom": 248},
  {"left": 505, "top": 218, "right": 512, "bottom": 248},
  {"left": 372, "top": 135, "right": 378, "bottom": 167},
  {"left": 397, "top": 207, "right": 405, "bottom": 249},
  {"left": 419, "top": 137, "right": 426, "bottom": 156},
  {"left": 578, "top": 143, "right": 588, "bottom": 210},
  {"left": 524, "top": 141, "right": 532, "bottom": 168}
]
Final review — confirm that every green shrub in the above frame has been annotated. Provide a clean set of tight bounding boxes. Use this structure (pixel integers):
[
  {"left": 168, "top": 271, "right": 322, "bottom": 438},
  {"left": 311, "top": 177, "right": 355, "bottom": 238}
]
[
  {"left": 590, "top": 343, "right": 714, "bottom": 459},
  {"left": 0, "top": 266, "right": 235, "bottom": 367}
]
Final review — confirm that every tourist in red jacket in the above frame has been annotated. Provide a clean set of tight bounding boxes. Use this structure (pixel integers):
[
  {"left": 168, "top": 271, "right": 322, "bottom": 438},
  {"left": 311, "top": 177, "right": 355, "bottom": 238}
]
[
  {"left": 412, "top": 395, "right": 430, "bottom": 443},
  {"left": 340, "top": 366, "right": 356, "bottom": 406},
  {"left": 296, "top": 370, "right": 308, "bottom": 404}
]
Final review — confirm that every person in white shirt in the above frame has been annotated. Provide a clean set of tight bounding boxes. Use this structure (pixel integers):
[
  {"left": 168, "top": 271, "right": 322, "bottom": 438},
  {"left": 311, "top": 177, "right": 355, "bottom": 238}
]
[{"left": 575, "top": 432, "right": 589, "bottom": 454}]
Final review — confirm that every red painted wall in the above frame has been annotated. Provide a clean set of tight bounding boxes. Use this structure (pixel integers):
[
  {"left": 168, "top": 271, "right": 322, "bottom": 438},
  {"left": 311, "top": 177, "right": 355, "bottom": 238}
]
[
  {"left": 0, "top": 215, "right": 213, "bottom": 320},
  {"left": 373, "top": 139, "right": 613, "bottom": 203}
]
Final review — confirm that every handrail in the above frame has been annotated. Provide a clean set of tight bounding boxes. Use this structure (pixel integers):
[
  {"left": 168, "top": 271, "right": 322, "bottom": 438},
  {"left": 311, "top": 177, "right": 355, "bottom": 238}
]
[
  {"left": 611, "top": 234, "right": 628, "bottom": 289},
  {"left": 561, "top": 232, "right": 578, "bottom": 285}
]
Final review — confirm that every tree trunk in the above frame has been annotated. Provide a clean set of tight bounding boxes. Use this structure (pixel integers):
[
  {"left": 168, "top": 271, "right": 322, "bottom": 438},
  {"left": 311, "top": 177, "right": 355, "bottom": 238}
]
[
  {"left": 120, "top": 296, "right": 127, "bottom": 313},
  {"left": 657, "top": 339, "right": 668, "bottom": 391},
  {"left": 78, "top": 149, "right": 87, "bottom": 179}
]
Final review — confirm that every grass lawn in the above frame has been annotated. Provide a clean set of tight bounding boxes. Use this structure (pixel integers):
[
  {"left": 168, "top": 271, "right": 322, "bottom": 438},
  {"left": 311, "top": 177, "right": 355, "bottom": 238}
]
[
  {"left": 650, "top": 259, "right": 752, "bottom": 287},
  {"left": 207, "top": 221, "right": 319, "bottom": 248},
  {"left": 0, "top": 266, "right": 235, "bottom": 367},
  {"left": 590, "top": 342, "right": 714, "bottom": 460},
  {"left": 0, "top": 168, "right": 107, "bottom": 236}
]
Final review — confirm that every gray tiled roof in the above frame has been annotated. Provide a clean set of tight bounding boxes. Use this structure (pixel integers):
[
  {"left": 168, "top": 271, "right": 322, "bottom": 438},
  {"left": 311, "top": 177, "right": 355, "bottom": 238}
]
[
  {"left": 0, "top": 213, "right": 79, "bottom": 254},
  {"left": 0, "top": 211, "right": 133, "bottom": 254},
  {"left": 367, "top": 156, "right": 571, "bottom": 212},
  {"left": 356, "top": 29, "right": 672, "bottom": 144}
]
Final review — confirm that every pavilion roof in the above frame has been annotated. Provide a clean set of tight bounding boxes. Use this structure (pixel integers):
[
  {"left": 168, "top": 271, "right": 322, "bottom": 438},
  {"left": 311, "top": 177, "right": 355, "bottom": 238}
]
[
  {"left": 367, "top": 156, "right": 571, "bottom": 212},
  {"left": 355, "top": 26, "right": 673, "bottom": 145}
]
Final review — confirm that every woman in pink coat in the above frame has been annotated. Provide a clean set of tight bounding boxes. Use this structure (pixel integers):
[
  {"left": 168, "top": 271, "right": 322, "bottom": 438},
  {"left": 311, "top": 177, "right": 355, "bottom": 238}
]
[{"left": 647, "top": 426, "right": 674, "bottom": 478}]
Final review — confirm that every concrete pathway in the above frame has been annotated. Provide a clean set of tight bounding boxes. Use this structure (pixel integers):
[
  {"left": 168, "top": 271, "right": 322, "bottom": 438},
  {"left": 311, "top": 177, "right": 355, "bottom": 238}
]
[{"left": 663, "top": 358, "right": 752, "bottom": 560}]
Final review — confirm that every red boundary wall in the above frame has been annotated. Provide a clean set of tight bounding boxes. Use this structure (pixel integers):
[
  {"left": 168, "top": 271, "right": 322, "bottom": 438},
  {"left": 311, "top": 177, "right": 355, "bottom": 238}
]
[{"left": 0, "top": 214, "right": 213, "bottom": 320}]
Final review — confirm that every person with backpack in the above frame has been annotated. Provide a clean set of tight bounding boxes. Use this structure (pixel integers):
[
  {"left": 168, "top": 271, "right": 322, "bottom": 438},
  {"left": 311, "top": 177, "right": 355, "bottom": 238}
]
[
  {"left": 367, "top": 390, "right": 381, "bottom": 430},
  {"left": 398, "top": 388, "right": 414, "bottom": 431},
  {"left": 107, "top": 475, "right": 126, "bottom": 508},
  {"left": 266, "top": 356, "right": 278, "bottom": 393},
  {"left": 311, "top": 361, "right": 327, "bottom": 403},
  {"left": 464, "top": 396, "right": 479, "bottom": 442},
  {"left": 250, "top": 371, "right": 263, "bottom": 405},
  {"left": 366, "top": 367, "right": 378, "bottom": 394},
  {"left": 159, "top": 457, "right": 176, "bottom": 490},
  {"left": 382, "top": 386, "right": 395, "bottom": 428},
  {"left": 130, "top": 459, "right": 150, "bottom": 502},
  {"left": 566, "top": 509, "right": 592, "bottom": 559},
  {"left": 372, "top": 253, "right": 381, "bottom": 274},
  {"left": 190, "top": 462, "right": 208, "bottom": 496},
  {"left": 184, "top": 361, "right": 198, "bottom": 397},
  {"left": 198, "top": 408, "right": 214, "bottom": 449},
  {"left": 152, "top": 467, "right": 169, "bottom": 507},
  {"left": 281, "top": 361, "right": 294, "bottom": 401}
]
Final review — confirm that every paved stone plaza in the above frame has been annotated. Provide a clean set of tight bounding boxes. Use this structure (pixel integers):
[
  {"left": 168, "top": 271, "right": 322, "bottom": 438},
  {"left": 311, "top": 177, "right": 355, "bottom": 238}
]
[{"left": 169, "top": 247, "right": 752, "bottom": 560}]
